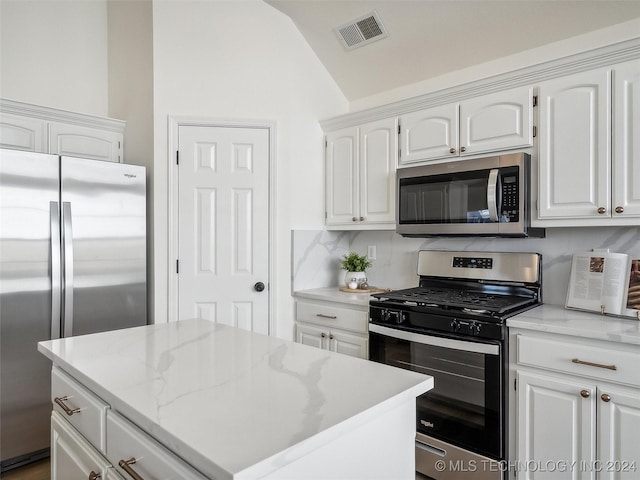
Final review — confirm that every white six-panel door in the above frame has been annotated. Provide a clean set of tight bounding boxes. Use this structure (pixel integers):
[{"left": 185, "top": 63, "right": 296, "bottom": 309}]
[{"left": 177, "top": 125, "right": 270, "bottom": 334}]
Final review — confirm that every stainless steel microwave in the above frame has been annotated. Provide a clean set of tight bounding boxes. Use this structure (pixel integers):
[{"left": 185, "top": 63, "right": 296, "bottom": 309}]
[{"left": 396, "top": 152, "right": 544, "bottom": 237}]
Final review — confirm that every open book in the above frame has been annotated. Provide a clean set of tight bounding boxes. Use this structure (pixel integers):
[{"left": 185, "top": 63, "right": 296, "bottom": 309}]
[{"left": 566, "top": 251, "right": 640, "bottom": 319}]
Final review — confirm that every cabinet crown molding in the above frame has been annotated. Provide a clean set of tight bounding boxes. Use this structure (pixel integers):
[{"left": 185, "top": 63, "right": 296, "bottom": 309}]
[
  {"left": 0, "top": 98, "right": 125, "bottom": 133},
  {"left": 321, "top": 37, "right": 640, "bottom": 132}
]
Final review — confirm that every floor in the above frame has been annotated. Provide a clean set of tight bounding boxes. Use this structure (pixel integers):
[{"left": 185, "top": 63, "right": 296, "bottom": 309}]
[{"left": 1, "top": 459, "right": 49, "bottom": 480}]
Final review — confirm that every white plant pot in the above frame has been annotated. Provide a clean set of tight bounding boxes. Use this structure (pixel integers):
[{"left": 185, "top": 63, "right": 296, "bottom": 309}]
[{"left": 345, "top": 271, "right": 366, "bottom": 288}]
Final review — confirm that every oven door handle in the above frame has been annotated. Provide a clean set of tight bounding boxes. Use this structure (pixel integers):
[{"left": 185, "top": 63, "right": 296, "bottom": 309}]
[
  {"left": 369, "top": 324, "right": 500, "bottom": 356},
  {"left": 487, "top": 168, "right": 501, "bottom": 222}
]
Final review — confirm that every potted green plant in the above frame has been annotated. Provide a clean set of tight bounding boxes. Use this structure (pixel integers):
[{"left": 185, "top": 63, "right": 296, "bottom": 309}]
[{"left": 340, "top": 252, "right": 372, "bottom": 287}]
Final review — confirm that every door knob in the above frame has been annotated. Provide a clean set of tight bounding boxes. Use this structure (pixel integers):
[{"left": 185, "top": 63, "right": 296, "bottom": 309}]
[{"left": 254, "top": 282, "right": 265, "bottom": 292}]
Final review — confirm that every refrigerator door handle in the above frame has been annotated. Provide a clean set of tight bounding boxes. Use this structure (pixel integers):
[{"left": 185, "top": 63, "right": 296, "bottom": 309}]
[
  {"left": 50, "top": 201, "right": 62, "bottom": 339},
  {"left": 62, "top": 202, "right": 74, "bottom": 337}
]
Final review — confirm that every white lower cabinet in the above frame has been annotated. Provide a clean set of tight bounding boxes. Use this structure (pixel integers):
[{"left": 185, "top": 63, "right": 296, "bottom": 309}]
[
  {"left": 49, "top": 368, "right": 207, "bottom": 480},
  {"left": 51, "top": 410, "right": 110, "bottom": 480},
  {"left": 106, "top": 410, "right": 206, "bottom": 480},
  {"left": 295, "top": 298, "right": 369, "bottom": 359},
  {"left": 514, "top": 330, "right": 640, "bottom": 480}
]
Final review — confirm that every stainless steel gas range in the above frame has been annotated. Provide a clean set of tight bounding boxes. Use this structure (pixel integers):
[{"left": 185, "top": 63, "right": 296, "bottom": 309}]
[{"left": 369, "top": 250, "right": 542, "bottom": 480}]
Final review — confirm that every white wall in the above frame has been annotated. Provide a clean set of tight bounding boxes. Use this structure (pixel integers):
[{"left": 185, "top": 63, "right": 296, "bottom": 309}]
[
  {"left": 107, "top": 0, "right": 155, "bottom": 321},
  {"left": 151, "top": 0, "right": 348, "bottom": 338},
  {"left": 0, "top": 0, "right": 109, "bottom": 115}
]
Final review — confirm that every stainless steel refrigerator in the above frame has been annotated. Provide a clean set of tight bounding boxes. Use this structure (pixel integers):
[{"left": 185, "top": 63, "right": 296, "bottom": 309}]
[{"left": 0, "top": 149, "right": 147, "bottom": 471}]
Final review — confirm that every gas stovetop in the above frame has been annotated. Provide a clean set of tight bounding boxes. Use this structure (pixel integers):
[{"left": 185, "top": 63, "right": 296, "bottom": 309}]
[
  {"left": 368, "top": 251, "right": 542, "bottom": 338},
  {"left": 371, "top": 285, "right": 537, "bottom": 316}
]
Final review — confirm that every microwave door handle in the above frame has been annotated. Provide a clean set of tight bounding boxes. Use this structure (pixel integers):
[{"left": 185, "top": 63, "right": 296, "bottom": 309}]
[{"left": 487, "top": 169, "right": 500, "bottom": 222}]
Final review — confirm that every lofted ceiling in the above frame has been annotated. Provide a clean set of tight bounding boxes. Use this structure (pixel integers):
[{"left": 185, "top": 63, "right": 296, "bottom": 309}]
[{"left": 265, "top": 0, "right": 640, "bottom": 102}]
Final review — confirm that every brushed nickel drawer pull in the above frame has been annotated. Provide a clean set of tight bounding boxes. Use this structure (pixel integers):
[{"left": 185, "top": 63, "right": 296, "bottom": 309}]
[
  {"left": 580, "top": 389, "right": 590, "bottom": 398},
  {"left": 89, "top": 471, "right": 101, "bottom": 480},
  {"left": 571, "top": 358, "right": 617, "bottom": 371},
  {"left": 119, "top": 458, "right": 144, "bottom": 480},
  {"left": 54, "top": 396, "right": 81, "bottom": 416},
  {"left": 316, "top": 314, "right": 337, "bottom": 319},
  {"left": 601, "top": 393, "right": 611, "bottom": 402}
]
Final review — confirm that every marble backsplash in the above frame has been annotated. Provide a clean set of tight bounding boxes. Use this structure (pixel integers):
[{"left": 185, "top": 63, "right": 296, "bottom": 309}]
[{"left": 291, "top": 227, "right": 640, "bottom": 307}]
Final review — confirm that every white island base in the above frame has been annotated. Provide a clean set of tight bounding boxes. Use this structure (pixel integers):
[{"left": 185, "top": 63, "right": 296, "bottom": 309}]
[{"left": 38, "top": 319, "right": 433, "bottom": 479}]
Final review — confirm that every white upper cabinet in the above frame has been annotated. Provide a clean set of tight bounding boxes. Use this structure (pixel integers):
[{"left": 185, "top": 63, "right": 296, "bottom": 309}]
[
  {"left": 0, "top": 112, "right": 47, "bottom": 152},
  {"left": 0, "top": 99, "right": 125, "bottom": 162},
  {"left": 325, "top": 127, "right": 358, "bottom": 225},
  {"left": 613, "top": 60, "right": 640, "bottom": 218},
  {"left": 325, "top": 117, "right": 397, "bottom": 229},
  {"left": 538, "top": 68, "right": 612, "bottom": 220},
  {"left": 398, "top": 104, "right": 458, "bottom": 164},
  {"left": 537, "top": 60, "right": 640, "bottom": 225},
  {"left": 399, "top": 86, "right": 534, "bottom": 166},
  {"left": 49, "top": 122, "right": 123, "bottom": 163}
]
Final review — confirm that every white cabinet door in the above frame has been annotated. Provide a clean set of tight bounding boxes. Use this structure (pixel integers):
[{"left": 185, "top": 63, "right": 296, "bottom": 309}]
[
  {"left": 517, "top": 371, "right": 596, "bottom": 480},
  {"left": 51, "top": 411, "right": 110, "bottom": 480},
  {"left": 296, "top": 322, "right": 327, "bottom": 350},
  {"left": 538, "top": 68, "right": 612, "bottom": 219},
  {"left": 49, "top": 122, "right": 123, "bottom": 163},
  {"left": 460, "top": 86, "right": 534, "bottom": 155},
  {"left": 613, "top": 60, "right": 640, "bottom": 219},
  {"left": 359, "top": 118, "right": 397, "bottom": 224},
  {"left": 0, "top": 112, "right": 46, "bottom": 152},
  {"left": 325, "top": 127, "right": 358, "bottom": 225},
  {"left": 325, "top": 119, "right": 397, "bottom": 228},
  {"left": 399, "top": 104, "right": 458, "bottom": 164},
  {"left": 328, "top": 329, "right": 368, "bottom": 359},
  {"left": 598, "top": 385, "right": 640, "bottom": 480}
]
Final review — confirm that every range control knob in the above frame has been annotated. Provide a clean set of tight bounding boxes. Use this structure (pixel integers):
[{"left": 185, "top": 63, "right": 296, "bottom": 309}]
[
  {"left": 470, "top": 322, "right": 481, "bottom": 336},
  {"left": 450, "top": 320, "right": 461, "bottom": 332}
]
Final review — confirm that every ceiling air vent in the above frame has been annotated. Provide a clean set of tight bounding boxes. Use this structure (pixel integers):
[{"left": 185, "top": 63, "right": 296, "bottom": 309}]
[{"left": 336, "top": 11, "right": 388, "bottom": 50}]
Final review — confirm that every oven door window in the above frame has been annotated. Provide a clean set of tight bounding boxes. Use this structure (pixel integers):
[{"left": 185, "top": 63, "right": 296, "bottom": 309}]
[{"left": 370, "top": 330, "right": 502, "bottom": 459}]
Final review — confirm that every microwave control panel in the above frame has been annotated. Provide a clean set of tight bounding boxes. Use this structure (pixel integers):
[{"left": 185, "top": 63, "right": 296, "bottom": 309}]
[{"left": 500, "top": 169, "right": 520, "bottom": 222}]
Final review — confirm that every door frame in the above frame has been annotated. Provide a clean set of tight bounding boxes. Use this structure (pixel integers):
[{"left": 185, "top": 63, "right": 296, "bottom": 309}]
[{"left": 167, "top": 117, "right": 277, "bottom": 335}]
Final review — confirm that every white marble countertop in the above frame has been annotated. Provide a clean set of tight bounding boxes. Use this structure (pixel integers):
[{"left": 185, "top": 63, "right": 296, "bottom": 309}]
[
  {"left": 38, "top": 319, "right": 432, "bottom": 479},
  {"left": 294, "top": 286, "right": 387, "bottom": 307},
  {"left": 508, "top": 304, "right": 640, "bottom": 345}
]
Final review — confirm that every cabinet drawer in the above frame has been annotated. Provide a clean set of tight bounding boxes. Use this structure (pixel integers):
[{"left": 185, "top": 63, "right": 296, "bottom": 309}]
[
  {"left": 106, "top": 410, "right": 206, "bottom": 480},
  {"left": 517, "top": 334, "right": 640, "bottom": 387},
  {"left": 296, "top": 301, "right": 368, "bottom": 333},
  {"left": 51, "top": 410, "right": 111, "bottom": 480},
  {"left": 52, "top": 367, "right": 109, "bottom": 453}
]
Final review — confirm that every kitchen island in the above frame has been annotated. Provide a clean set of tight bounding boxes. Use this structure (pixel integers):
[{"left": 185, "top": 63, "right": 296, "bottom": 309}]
[{"left": 38, "top": 318, "right": 433, "bottom": 479}]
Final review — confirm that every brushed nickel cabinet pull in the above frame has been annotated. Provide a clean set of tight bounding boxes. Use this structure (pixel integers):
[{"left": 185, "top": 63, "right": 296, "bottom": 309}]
[
  {"left": 615, "top": 206, "right": 624, "bottom": 214},
  {"left": 449, "top": 147, "right": 456, "bottom": 154},
  {"left": 580, "top": 390, "right": 590, "bottom": 398},
  {"left": 316, "top": 314, "right": 337, "bottom": 319},
  {"left": 571, "top": 358, "right": 617, "bottom": 371},
  {"left": 601, "top": 393, "right": 611, "bottom": 402},
  {"left": 329, "top": 334, "right": 334, "bottom": 340},
  {"left": 89, "top": 471, "right": 101, "bottom": 480},
  {"left": 597, "top": 207, "right": 606, "bottom": 214},
  {"left": 54, "top": 396, "right": 80, "bottom": 416},
  {"left": 460, "top": 146, "right": 466, "bottom": 153},
  {"left": 119, "top": 458, "right": 144, "bottom": 480}
]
